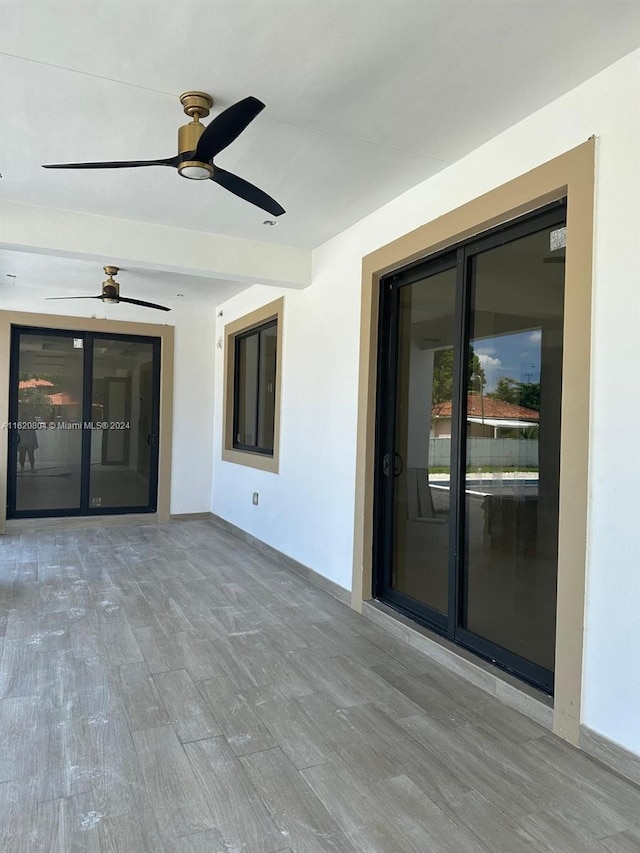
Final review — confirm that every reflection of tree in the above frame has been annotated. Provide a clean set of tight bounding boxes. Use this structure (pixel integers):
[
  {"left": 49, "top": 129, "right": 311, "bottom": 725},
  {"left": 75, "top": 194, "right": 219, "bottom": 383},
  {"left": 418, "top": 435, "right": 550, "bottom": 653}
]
[
  {"left": 489, "top": 376, "right": 540, "bottom": 411},
  {"left": 18, "top": 373, "right": 60, "bottom": 421},
  {"left": 519, "top": 424, "right": 539, "bottom": 440},
  {"left": 432, "top": 346, "right": 485, "bottom": 404}
]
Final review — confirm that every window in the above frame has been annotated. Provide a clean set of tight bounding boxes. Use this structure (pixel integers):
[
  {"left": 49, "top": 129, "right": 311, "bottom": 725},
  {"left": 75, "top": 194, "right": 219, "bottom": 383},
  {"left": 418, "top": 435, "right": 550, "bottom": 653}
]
[
  {"left": 233, "top": 319, "right": 277, "bottom": 453},
  {"left": 223, "top": 298, "right": 283, "bottom": 472}
]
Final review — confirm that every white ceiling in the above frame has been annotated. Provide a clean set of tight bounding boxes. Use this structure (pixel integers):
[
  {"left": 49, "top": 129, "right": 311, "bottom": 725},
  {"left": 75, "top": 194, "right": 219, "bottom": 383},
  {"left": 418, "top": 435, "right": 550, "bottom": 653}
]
[
  {"left": 0, "top": 248, "right": 245, "bottom": 314},
  {"left": 0, "top": 0, "right": 639, "bottom": 306}
]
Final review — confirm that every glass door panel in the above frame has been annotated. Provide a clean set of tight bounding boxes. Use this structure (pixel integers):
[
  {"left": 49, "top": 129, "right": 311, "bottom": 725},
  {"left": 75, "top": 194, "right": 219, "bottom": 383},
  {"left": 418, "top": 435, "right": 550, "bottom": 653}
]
[
  {"left": 390, "top": 265, "right": 457, "bottom": 615},
  {"left": 13, "top": 331, "right": 84, "bottom": 513},
  {"left": 8, "top": 328, "right": 160, "bottom": 519},
  {"left": 374, "top": 202, "right": 566, "bottom": 692},
  {"left": 463, "top": 225, "right": 565, "bottom": 672},
  {"left": 89, "top": 337, "right": 158, "bottom": 511}
]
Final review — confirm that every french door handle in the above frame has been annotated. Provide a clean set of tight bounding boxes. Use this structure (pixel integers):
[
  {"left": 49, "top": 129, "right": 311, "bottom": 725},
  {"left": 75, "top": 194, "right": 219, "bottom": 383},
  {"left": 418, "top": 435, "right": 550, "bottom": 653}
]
[
  {"left": 147, "top": 433, "right": 158, "bottom": 447},
  {"left": 383, "top": 452, "right": 404, "bottom": 477}
]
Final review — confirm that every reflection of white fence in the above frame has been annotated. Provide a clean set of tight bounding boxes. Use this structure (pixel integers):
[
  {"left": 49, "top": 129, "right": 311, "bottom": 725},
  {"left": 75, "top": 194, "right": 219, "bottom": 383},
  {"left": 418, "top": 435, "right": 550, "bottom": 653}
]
[
  {"left": 430, "top": 437, "right": 539, "bottom": 468},
  {"left": 17, "top": 426, "right": 104, "bottom": 468}
]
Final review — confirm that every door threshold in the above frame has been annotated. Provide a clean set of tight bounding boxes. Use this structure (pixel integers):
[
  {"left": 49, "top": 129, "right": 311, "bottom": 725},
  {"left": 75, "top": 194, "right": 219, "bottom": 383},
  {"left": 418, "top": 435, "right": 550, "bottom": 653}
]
[{"left": 362, "top": 599, "right": 553, "bottom": 730}]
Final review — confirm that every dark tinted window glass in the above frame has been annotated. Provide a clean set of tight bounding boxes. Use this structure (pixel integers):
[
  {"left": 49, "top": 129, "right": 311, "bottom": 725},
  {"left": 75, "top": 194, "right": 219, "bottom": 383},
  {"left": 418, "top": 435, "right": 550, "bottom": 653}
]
[
  {"left": 15, "top": 332, "right": 84, "bottom": 512},
  {"left": 463, "top": 223, "right": 565, "bottom": 670},
  {"left": 90, "top": 338, "right": 155, "bottom": 509},
  {"left": 391, "top": 266, "right": 457, "bottom": 614},
  {"left": 234, "top": 320, "right": 277, "bottom": 453}
]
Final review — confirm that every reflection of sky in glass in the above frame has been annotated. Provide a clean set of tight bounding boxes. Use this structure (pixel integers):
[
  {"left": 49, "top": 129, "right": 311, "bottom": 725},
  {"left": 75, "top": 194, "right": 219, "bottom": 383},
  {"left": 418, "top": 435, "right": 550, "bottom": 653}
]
[{"left": 472, "top": 328, "right": 542, "bottom": 391}]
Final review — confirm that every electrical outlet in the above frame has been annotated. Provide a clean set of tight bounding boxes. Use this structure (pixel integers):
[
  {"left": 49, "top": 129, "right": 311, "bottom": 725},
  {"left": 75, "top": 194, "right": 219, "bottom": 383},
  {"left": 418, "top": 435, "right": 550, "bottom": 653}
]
[{"left": 252, "top": 492, "right": 259, "bottom": 506}]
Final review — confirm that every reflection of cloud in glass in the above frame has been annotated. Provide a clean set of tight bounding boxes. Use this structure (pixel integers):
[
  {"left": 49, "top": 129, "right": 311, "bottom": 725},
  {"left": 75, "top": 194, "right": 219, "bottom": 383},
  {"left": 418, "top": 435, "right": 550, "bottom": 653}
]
[
  {"left": 476, "top": 351, "right": 503, "bottom": 390},
  {"left": 471, "top": 329, "right": 542, "bottom": 394},
  {"left": 477, "top": 353, "right": 501, "bottom": 368},
  {"left": 474, "top": 328, "right": 542, "bottom": 391}
]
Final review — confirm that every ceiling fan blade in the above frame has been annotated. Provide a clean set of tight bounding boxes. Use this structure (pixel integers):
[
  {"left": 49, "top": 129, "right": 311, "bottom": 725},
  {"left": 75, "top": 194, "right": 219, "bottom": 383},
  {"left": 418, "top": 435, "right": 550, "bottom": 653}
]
[
  {"left": 42, "top": 156, "right": 179, "bottom": 170},
  {"left": 45, "top": 295, "right": 103, "bottom": 300},
  {"left": 117, "top": 296, "right": 171, "bottom": 312},
  {"left": 195, "top": 96, "right": 265, "bottom": 161},
  {"left": 211, "top": 167, "right": 285, "bottom": 217}
]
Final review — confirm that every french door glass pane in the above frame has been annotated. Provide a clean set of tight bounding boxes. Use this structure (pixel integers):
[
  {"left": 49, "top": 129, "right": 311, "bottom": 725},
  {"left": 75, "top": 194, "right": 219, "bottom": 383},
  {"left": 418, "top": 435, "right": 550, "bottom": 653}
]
[
  {"left": 15, "top": 332, "right": 84, "bottom": 512},
  {"left": 463, "top": 224, "right": 565, "bottom": 670},
  {"left": 89, "top": 338, "right": 154, "bottom": 510},
  {"left": 391, "top": 266, "right": 457, "bottom": 614}
]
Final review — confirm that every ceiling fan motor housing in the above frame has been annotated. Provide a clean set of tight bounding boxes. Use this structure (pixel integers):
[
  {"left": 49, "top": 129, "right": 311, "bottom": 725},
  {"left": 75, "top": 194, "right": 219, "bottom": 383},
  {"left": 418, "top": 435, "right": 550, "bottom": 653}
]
[
  {"left": 177, "top": 91, "right": 214, "bottom": 180},
  {"left": 102, "top": 266, "right": 120, "bottom": 303}
]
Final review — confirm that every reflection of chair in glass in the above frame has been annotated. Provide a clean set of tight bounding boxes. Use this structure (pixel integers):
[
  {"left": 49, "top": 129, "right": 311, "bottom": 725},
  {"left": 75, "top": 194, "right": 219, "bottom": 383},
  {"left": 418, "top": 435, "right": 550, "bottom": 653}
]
[
  {"left": 484, "top": 495, "right": 538, "bottom": 554},
  {"left": 406, "top": 468, "right": 447, "bottom": 522}
]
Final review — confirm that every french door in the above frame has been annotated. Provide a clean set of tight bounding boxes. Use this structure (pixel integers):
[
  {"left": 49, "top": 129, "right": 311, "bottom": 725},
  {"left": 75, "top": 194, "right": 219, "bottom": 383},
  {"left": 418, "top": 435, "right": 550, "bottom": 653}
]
[
  {"left": 374, "top": 202, "right": 566, "bottom": 693},
  {"left": 7, "top": 327, "right": 161, "bottom": 519}
]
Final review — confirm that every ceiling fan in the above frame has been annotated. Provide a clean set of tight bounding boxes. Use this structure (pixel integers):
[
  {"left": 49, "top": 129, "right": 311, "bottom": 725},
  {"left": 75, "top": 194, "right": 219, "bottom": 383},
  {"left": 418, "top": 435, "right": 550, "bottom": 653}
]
[
  {"left": 46, "top": 266, "right": 170, "bottom": 311},
  {"left": 42, "top": 92, "right": 285, "bottom": 217}
]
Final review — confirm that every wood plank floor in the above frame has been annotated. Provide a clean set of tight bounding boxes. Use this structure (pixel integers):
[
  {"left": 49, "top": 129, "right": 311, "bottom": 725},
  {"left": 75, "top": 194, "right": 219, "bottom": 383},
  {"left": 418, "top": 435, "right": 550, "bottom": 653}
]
[{"left": 1, "top": 519, "right": 638, "bottom": 852}]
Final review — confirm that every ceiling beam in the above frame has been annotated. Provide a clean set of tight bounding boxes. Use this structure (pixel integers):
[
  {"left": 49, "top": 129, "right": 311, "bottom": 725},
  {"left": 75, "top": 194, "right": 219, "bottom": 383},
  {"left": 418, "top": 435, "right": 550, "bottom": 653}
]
[{"left": 0, "top": 200, "right": 311, "bottom": 289}]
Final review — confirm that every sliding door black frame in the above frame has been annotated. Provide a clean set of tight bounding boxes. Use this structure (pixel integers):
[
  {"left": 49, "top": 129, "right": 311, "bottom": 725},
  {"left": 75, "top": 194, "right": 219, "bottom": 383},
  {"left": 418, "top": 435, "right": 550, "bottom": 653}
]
[
  {"left": 86, "top": 331, "right": 161, "bottom": 516},
  {"left": 373, "top": 201, "right": 567, "bottom": 695},
  {"left": 6, "top": 326, "right": 161, "bottom": 519},
  {"left": 373, "top": 248, "right": 457, "bottom": 635},
  {"left": 7, "top": 326, "right": 84, "bottom": 519}
]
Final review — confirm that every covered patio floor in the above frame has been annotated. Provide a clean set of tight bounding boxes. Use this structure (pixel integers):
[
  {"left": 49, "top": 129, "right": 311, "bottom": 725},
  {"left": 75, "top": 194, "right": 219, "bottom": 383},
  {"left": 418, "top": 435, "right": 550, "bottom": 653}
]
[{"left": 0, "top": 519, "right": 638, "bottom": 852}]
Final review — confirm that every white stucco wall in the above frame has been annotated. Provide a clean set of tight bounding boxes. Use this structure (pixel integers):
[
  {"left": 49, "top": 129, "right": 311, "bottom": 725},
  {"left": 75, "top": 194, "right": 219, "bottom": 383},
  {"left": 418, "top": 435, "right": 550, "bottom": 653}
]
[
  {"left": 211, "top": 49, "right": 640, "bottom": 755},
  {"left": 166, "top": 305, "right": 216, "bottom": 514}
]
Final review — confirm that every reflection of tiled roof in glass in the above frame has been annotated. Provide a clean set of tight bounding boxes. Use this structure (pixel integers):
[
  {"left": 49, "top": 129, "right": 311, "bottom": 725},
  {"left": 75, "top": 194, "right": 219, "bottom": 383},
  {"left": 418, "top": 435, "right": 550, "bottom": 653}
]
[
  {"left": 47, "top": 392, "right": 78, "bottom": 407},
  {"left": 432, "top": 394, "right": 539, "bottom": 422},
  {"left": 18, "top": 378, "right": 55, "bottom": 389},
  {"left": 18, "top": 378, "right": 80, "bottom": 408}
]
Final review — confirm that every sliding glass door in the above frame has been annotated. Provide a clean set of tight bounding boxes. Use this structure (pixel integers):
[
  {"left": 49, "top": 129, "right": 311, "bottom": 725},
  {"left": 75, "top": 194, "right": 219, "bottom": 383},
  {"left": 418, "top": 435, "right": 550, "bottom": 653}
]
[
  {"left": 374, "top": 202, "right": 566, "bottom": 692},
  {"left": 7, "top": 328, "right": 161, "bottom": 519},
  {"left": 89, "top": 337, "right": 159, "bottom": 511},
  {"left": 9, "top": 331, "right": 85, "bottom": 514}
]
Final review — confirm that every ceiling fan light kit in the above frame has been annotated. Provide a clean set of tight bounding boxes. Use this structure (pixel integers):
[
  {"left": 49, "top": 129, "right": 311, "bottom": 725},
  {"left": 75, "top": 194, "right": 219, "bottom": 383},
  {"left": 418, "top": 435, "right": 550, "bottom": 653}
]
[
  {"left": 178, "top": 162, "right": 213, "bottom": 180},
  {"left": 42, "top": 91, "right": 285, "bottom": 216}
]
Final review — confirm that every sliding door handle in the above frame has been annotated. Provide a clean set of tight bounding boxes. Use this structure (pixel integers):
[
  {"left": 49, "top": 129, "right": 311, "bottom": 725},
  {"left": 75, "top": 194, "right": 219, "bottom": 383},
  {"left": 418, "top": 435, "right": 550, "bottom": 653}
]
[{"left": 383, "top": 452, "right": 404, "bottom": 477}]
